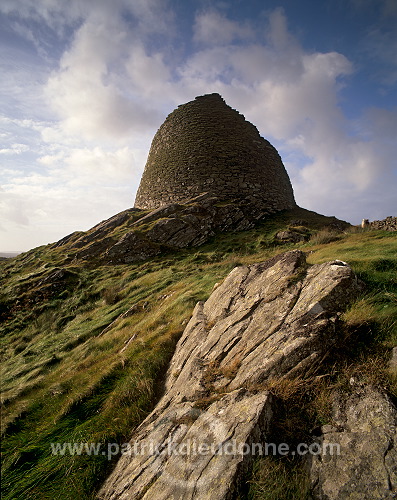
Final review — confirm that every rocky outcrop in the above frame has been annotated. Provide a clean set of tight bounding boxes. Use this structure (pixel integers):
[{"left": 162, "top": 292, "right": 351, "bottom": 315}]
[
  {"left": 51, "top": 196, "right": 348, "bottom": 265},
  {"left": 275, "top": 228, "right": 310, "bottom": 243},
  {"left": 309, "top": 384, "right": 397, "bottom": 499},
  {"left": 102, "top": 195, "right": 272, "bottom": 263},
  {"left": 5, "top": 267, "right": 79, "bottom": 318},
  {"left": 98, "top": 250, "right": 362, "bottom": 499},
  {"left": 52, "top": 195, "right": 274, "bottom": 264}
]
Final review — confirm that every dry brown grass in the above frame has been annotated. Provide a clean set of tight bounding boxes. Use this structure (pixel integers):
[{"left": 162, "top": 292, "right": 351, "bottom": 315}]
[
  {"left": 310, "top": 229, "right": 342, "bottom": 245},
  {"left": 219, "top": 357, "right": 242, "bottom": 379},
  {"left": 102, "top": 286, "right": 122, "bottom": 305}
]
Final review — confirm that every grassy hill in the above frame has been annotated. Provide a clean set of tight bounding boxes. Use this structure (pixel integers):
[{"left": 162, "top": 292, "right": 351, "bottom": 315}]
[{"left": 1, "top": 207, "right": 396, "bottom": 500}]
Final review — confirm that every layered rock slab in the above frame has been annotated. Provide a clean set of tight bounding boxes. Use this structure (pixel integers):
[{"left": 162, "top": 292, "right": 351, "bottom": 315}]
[
  {"left": 50, "top": 195, "right": 349, "bottom": 265},
  {"left": 67, "top": 195, "right": 276, "bottom": 264},
  {"left": 98, "top": 250, "right": 361, "bottom": 500}
]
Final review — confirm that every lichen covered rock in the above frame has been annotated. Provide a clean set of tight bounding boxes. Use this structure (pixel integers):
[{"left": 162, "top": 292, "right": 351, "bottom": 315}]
[
  {"left": 98, "top": 251, "right": 361, "bottom": 499},
  {"left": 309, "top": 385, "right": 397, "bottom": 499}
]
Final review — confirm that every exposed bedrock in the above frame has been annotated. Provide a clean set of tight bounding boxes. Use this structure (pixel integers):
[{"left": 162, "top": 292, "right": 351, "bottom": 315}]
[{"left": 98, "top": 250, "right": 370, "bottom": 499}]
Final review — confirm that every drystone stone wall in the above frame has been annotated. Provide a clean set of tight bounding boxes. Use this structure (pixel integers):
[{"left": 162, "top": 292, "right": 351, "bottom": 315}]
[
  {"left": 134, "top": 93, "right": 296, "bottom": 211},
  {"left": 369, "top": 216, "right": 397, "bottom": 231}
]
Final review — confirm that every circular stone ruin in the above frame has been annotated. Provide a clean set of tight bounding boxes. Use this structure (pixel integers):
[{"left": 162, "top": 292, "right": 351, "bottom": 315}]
[{"left": 134, "top": 93, "right": 296, "bottom": 211}]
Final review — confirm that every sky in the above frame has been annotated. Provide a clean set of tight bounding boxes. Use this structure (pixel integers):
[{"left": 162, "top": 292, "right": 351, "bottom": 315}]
[{"left": 0, "top": 0, "right": 396, "bottom": 252}]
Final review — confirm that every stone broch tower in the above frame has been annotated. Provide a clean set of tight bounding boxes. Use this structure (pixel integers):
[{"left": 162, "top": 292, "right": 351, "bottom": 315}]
[{"left": 134, "top": 93, "right": 296, "bottom": 211}]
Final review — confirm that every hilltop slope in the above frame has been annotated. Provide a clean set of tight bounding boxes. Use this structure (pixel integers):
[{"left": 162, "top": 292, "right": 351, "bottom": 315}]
[{"left": 0, "top": 204, "right": 396, "bottom": 500}]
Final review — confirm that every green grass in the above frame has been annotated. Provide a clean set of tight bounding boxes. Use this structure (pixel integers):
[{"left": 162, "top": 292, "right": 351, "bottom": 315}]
[
  {"left": 248, "top": 229, "right": 397, "bottom": 500},
  {"left": 0, "top": 208, "right": 396, "bottom": 499},
  {"left": 249, "top": 457, "right": 310, "bottom": 500}
]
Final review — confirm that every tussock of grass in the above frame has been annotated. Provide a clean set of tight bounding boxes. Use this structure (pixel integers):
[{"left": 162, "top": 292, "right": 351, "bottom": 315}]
[
  {"left": 249, "top": 457, "right": 310, "bottom": 500},
  {"left": 309, "top": 229, "right": 342, "bottom": 245},
  {"left": 101, "top": 286, "right": 122, "bottom": 305},
  {"left": 342, "top": 296, "right": 382, "bottom": 326},
  {"left": 248, "top": 224, "right": 396, "bottom": 500}
]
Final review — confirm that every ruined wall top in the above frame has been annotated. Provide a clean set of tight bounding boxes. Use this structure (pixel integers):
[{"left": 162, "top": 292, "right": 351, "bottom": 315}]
[{"left": 134, "top": 93, "right": 296, "bottom": 211}]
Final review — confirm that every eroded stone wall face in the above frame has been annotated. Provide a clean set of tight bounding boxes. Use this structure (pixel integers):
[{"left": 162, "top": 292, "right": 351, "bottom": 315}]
[{"left": 134, "top": 93, "right": 296, "bottom": 210}]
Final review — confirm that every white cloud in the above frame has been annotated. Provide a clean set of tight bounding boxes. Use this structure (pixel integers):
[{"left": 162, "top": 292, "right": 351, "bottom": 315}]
[
  {"left": 0, "top": 0, "right": 174, "bottom": 42},
  {"left": 43, "top": 8, "right": 168, "bottom": 143},
  {"left": 126, "top": 44, "right": 172, "bottom": 98},
  {"left": 0, "top": 144, "right": 29, "bottom": 155},
  {"left": 193, "top": 9, "right": 253, "bottom": 45},
  {"left": 266, "top": 7, "right": 297, "bottom": 52},
  {"left": 0, "top": 144, "right": 143, "bottom": 250},
  {"left": 38, "top": 146, "right": 138, "bottom": 186},
  {"left": 0, "top": 3, "right": 396, "bottom": 251},
  {"left": 176, "top": 8, "right": 395, "bottom": 223}
]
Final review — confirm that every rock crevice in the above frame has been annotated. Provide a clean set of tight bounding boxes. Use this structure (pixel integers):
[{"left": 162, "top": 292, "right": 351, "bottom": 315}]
[{"left": 98, "top": 251, "right": 364, "bottom": 499}]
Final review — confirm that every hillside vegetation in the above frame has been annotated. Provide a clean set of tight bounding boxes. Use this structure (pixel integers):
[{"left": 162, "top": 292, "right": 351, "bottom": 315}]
[{"left": 1, "top": 207, "right": 396, "bottom": 500}]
